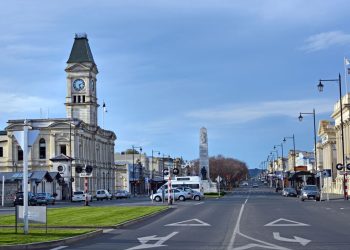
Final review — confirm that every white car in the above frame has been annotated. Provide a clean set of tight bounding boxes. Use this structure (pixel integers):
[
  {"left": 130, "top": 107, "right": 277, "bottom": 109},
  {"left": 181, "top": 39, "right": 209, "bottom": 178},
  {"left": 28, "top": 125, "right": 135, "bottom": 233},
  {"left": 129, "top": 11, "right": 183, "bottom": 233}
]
[
  {"left": 150, "top": 188, "right": 188, "bottom": 202},
  {"left": 96, "top": 189, "right": 112, "bottom": 201},
  {"left": 72, "top": 191, "right": 92, "bottom": 202}
]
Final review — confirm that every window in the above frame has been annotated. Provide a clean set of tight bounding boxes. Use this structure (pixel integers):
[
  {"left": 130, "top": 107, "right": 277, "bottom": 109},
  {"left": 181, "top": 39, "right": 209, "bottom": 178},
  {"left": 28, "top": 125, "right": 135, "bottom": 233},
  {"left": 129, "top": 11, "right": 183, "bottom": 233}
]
[
  {"left": 82, "top": 96, "right": 85, "bottom": 103},
  {"left": 18, "top": 146, "right": 23, "bottom": 161},
  {"left": 39, "top": 138, "right": 46, "bottom": 159},
  {"left": 73, "top": 96, "right": 77, "bottom": 103},
  {"left": 78, "top": 96, "right": 81, "bottom": 103},
  {"left": 0, "top": 147, "right": 3, "bottom": 157},
  {"left": 60, "top": 145, "right": 67, "bottom": 155}
]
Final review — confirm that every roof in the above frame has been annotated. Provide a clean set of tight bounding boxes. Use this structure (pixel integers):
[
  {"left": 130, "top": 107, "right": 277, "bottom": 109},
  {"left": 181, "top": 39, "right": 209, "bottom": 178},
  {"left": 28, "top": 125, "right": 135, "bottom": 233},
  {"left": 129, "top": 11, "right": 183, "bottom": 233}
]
[
  {"left": 67, "top": 34, "right": 95, "bottom": 64},
  {"left": 50, "top": 154, "right": 74, "bottom": 162}
]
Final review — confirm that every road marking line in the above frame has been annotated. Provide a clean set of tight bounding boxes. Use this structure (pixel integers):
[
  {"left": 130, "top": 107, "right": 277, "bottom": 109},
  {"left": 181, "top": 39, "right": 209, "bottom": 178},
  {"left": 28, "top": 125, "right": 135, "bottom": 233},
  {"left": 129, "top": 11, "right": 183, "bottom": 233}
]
[
  {"left": 265, "top": 218, "right": 309, "bottom": 227},
  {"left": 50, "top": 246, "right": 68, "bottom": 250},
  {"left": 195, "top": 202, "right": 204, "bottom": 205},
  {"left": 165, "top": 218, "right": 210, "bottom": 227},
  {"left": 126, "top": 231, "right": 178, "bottom": 250},
  {"left": 227, "top": 203, "right": 245, "bottom": 249}
]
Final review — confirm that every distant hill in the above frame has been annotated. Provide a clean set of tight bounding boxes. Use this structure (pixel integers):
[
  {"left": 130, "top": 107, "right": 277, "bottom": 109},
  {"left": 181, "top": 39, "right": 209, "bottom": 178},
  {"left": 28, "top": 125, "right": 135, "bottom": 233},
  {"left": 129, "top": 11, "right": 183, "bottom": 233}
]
[{"left": 249, "top": 168, "right": 262, "bottom": 178}]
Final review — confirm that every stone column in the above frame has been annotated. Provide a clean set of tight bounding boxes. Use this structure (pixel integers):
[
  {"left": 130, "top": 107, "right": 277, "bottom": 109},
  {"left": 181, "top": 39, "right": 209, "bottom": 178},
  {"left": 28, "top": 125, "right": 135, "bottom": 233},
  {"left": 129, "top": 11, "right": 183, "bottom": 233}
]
[{"left": 199, "top": 127, "right": 209, "bottom": 180}]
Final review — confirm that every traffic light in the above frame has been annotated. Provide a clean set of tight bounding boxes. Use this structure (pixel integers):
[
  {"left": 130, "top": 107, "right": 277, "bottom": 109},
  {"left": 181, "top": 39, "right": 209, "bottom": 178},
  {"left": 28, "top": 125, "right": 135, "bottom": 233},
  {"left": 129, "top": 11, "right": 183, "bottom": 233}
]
[
  {"left": 85, "top": 165, "right": 93, "bottom": 174},
  {"left": 76, "top": 165, "right": 83, "bottom": 173}
]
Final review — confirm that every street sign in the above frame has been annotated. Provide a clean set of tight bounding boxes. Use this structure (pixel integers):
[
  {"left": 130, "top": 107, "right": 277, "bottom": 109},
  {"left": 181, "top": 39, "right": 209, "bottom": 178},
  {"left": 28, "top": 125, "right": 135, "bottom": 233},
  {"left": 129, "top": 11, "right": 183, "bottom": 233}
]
[
  {"left": 173, "top": 168, "right": 179, "bottom": 175},
  {"left": 79, "top": 173, "right": 92, "bottom": 178},
  {"left": 216, "top": 176, "right": 222, "bottom": 182},
  {"left": 336, "top": 163, "right": 344, "bottom": 170},
  {"left": 163, "top": 168, "right": 169, "bottom": 175}
]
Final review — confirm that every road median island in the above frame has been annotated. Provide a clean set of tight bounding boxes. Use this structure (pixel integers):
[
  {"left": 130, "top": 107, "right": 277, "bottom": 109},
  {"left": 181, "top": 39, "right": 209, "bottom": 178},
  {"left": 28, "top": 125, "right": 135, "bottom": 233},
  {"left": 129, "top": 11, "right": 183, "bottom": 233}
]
[{"left": 0, "top": 206, "right": 168, "bottom": 247}]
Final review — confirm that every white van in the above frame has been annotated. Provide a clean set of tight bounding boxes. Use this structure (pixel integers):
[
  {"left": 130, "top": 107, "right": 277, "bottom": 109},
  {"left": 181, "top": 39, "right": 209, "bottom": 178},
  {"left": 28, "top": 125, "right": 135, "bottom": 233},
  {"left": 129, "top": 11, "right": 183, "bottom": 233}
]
[{"left": 157, "top": 176, "right": 202, "bottom": 193}]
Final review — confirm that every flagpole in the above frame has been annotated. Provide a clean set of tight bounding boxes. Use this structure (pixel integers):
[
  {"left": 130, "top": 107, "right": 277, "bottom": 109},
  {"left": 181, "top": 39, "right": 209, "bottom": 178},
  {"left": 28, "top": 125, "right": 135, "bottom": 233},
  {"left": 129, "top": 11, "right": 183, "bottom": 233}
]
[
  {"left": 344, "top": 57, "right": 348, "bottom": 94},
  {"left": 102, "top": 101, "right": 105, "bottom": 129}
]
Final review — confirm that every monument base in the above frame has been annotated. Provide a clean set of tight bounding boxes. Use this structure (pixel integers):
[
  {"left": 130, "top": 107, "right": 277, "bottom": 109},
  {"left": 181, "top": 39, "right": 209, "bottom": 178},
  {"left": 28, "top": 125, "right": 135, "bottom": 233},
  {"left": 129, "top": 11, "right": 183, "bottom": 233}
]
[{"left": 201, "top": 180, "right": 218, "bottom": 193}]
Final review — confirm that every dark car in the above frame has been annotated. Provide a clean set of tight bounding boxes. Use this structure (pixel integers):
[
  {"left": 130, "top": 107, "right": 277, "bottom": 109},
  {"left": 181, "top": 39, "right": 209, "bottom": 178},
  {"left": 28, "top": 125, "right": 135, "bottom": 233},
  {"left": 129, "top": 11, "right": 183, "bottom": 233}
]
[
  {"left": 35, "top": 193, "right": 55, "bottom": 205},
  {"left": 13, "top": 192, "right": 37, "bottom": 206}
]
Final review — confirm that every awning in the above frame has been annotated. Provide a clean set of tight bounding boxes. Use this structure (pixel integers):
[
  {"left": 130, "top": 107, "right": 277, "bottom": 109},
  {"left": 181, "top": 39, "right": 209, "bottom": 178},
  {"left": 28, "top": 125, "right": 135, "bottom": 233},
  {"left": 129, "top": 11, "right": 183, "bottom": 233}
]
[{"left": 288, "top": 171, "right": 315, "bottom": 181}]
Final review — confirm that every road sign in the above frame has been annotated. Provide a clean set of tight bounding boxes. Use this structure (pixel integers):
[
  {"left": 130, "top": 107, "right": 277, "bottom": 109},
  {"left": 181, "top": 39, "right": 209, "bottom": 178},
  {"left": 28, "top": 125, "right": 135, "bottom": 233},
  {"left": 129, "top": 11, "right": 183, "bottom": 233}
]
[
  {"left": 79, "top": 173, "right": 92, "bottom": 178},
  {"left": 172, "top": 168, "right": 179, "bottom": 175},
  {"left": 216, "top": 176, "right": 222, "bottom": 182},
  {"left": 163, "top": 168, "right": 169, "bottom": 175}
]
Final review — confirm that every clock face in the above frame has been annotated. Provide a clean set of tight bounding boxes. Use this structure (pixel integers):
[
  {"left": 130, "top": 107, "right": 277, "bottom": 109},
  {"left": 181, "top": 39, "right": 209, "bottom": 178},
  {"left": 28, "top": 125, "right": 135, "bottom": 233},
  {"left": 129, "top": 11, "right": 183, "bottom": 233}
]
[{"left": 73, "top": 79, "right": 85, "bottom": 91}]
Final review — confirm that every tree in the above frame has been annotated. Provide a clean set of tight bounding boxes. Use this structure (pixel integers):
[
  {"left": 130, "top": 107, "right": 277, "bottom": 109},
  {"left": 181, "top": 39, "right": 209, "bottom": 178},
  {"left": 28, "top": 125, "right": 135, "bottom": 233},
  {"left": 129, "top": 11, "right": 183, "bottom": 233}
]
[{"left": 190, "top": 155, "right": 249, "bottom": 190}]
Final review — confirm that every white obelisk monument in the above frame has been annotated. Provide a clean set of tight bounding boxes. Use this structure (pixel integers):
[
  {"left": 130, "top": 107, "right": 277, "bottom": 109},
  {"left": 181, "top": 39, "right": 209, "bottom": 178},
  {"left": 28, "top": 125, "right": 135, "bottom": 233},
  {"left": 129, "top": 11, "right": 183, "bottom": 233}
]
[{"left": 199, "top": 127, "right": 210, "bottom": 180}]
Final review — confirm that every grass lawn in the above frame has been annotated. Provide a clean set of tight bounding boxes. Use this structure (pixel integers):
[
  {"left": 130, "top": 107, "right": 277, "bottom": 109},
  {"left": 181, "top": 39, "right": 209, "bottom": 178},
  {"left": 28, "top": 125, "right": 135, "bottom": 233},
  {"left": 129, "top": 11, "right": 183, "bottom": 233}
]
[
  {"left": 0, "top": 206, "right": 167, "bottom": 245},
  {"left": 0, "top": 206, "right": 167, "bottom": 228},
  {"left": 0, "top": 228, "right": 93, "bottom": 245}
]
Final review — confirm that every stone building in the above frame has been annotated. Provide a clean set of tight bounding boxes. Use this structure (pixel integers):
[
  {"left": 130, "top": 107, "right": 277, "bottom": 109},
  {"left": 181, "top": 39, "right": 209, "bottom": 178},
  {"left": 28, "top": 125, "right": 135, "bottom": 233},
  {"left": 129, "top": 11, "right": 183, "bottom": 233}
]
[{"left": 0, "top": 34, "right": 116, "bottom": 199}]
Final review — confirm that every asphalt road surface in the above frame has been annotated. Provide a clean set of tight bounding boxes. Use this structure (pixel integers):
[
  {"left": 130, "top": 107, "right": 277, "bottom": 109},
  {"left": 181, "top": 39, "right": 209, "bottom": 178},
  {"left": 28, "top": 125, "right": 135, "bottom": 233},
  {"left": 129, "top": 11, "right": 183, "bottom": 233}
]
[{"left": 48, "top": 185, "right": 350, "bottom": 250}]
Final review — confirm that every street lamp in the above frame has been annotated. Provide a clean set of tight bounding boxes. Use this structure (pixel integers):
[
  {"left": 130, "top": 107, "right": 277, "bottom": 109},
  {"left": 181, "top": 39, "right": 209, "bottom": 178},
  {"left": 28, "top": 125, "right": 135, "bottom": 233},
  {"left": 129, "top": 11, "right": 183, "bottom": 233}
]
[
  {"left": 283, "top": 134, "right": 296, "bottom": 171},
  {"left": 132, "top": 145, "right": 142, "bottom": 197},
  {"left": 274, "top": 143, "right": 284, "bottom": 189},
  {"left": 298, "top": 109, "right": 318, "bottom": 173},
  {"left": 318, "top": 73, "right": 347, "bottom": 200}
]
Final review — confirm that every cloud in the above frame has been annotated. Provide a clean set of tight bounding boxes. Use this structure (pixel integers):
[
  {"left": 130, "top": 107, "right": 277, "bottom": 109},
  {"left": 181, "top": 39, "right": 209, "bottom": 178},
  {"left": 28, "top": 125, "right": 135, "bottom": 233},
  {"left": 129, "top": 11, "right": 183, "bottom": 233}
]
[
  {"left": 0, "top": 93, "right": 60, "bottom": 115},
  {"left": 301, "top": 31, "right": 350, "bottom": 52},
  {"left": 185, "top": 99, "right": 334, "bottom": 125}
]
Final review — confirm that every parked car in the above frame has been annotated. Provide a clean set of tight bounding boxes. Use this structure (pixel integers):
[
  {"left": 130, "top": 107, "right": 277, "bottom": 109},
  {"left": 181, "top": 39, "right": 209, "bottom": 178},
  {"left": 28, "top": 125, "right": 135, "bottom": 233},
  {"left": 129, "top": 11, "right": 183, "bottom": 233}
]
[
  {"left": 35, "top": 193, "right": 55, "bottom": 205},
  {"left": 96, "top": 189, "right": 112, "bottom": 201},
  {"left": 150, "top": 188, "right": 188, "bottom": 202},
  {"left": 192, "top": 190, "right": 205, "bottom": 201},
  {"left": 282, "top": 187, "right": 297, "bottom": 197},
  {"left": 241, "top": 182, "right": 249, "bottom": 186},
  {"left": 13, "top": 192, "right": 37, "bottom": 206},
  {"left": 252, "top": 183, "right": 259, "bottom": 188},
  {"left": 72, "top": 191, "right": 92, "bottom": 202},
  {"left": 114, "top": 190, "right": 131, "bottom": 199},
  {"left": 300, "top": 185, "right": 320, "bottom": 201},
  {"left": 173, "top": 187, "right": 194, "bottom": 200}
]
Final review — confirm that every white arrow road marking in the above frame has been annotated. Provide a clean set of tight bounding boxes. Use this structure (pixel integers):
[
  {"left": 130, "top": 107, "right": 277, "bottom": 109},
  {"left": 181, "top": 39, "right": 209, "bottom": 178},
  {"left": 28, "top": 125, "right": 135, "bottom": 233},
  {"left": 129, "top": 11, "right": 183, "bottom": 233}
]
[
  {"left": 273, "top": 232, "right": 311, "bottom": 246},
  {"left": 227, "top": 203, "right": 290, "bottom": 250},
  {"left": 125, "top": 232, "right": 178, "bottom": 250},
  {"left": 165, "top": 218, "right": 211, "bottom": 227},
  {"left": 50, "top": 247, "right": 67, "bottom": 250},
  {"left": 264, "top": 218, "right": 310, "bottom": 227}
]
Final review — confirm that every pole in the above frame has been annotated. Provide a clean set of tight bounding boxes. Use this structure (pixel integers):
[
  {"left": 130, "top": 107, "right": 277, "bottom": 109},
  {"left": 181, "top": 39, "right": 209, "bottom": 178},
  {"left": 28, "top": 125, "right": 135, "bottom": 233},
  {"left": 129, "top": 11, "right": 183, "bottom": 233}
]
[
  {"left": 313, "top": 109, "right": 318, "bottom": 173},
  {"left": 23, "top": 120, "right": 29, "bottom": 234},
  {"left": 293, "top": 134, "right": 296, "bottom": 171},
  {"left": 2, "top": 175, "right": 4, "bottom": 207},
  {"left": 338, "top": 74, "right": 347, "bottom": 200},
  {"left": 132, "top": 146, "right": 135, "bottom": 197},
  {"left": 84, "top": 176, "right": 89, "bottom": 206}
]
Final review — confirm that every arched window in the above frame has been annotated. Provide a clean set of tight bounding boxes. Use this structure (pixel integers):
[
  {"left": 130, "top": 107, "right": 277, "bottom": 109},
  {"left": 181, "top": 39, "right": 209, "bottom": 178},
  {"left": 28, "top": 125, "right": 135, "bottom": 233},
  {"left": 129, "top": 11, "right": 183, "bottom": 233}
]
[{"left": 39, "top": 138, "right": 46, "bottom": 159}]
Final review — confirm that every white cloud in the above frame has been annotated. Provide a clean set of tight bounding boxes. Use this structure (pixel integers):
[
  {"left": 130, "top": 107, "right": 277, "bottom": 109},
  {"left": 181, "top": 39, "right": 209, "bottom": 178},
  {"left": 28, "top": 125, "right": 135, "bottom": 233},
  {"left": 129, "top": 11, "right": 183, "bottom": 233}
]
[
  {"left": 186, "top": 99, "right": 334, "bottom": 125},
  {"left": 0, "top": 93, "right": 60, "bottom": 114},
  {"left": 301, "top": 31, "right": 350, "bottom": 52}
]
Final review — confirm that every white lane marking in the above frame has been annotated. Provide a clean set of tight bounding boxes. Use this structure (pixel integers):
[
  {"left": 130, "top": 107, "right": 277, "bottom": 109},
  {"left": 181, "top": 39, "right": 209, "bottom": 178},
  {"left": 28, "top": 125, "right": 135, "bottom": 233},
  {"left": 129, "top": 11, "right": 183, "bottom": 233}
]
[
  {"left": 165, "top": 218, "right": 210, "bottom": 227},
  {"left": 244, "top": 199, "right": 248, "bottom": 204},
  {"left": 265, "top": 218, "right": 310, "bottom": 227},
  {"left": 195, "top": 202, "right": 204, "bottom": 206},
  {"left": 125, "top": 232, "right": 178, "bottom": 250},
  {"left": 273, "top": 232, "right": 311, "bottom": 246},
  {"left": 227, "top": 203, "right": 245, "bottom": 249},
  {"left": 50, "top": 247, "right": 68, "bottom": 250}
]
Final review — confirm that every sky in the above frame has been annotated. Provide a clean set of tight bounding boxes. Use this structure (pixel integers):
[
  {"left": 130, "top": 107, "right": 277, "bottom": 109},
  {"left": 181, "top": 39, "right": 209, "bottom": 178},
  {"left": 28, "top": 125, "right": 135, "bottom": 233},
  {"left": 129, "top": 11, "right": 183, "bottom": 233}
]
[{"left": 1, "top": 0, "right": 350, "bottom": 169}]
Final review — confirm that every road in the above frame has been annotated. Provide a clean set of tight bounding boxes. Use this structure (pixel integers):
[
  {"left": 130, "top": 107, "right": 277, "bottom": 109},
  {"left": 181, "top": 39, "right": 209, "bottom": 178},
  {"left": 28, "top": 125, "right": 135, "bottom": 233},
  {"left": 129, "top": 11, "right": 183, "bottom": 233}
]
[{"left": 41, "top": 185, "right": 350, "bottom": 249}]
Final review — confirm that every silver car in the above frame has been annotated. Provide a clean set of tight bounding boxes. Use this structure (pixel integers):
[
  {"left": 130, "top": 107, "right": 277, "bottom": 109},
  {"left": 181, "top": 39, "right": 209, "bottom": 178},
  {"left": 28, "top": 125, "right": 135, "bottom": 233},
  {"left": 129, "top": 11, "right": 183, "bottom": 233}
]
[
  {"left": 150, "top": 188, "right": 188, "bottom": 202},
  {"left": 300, "top": 185, "right": 320, "bottom": 201}
]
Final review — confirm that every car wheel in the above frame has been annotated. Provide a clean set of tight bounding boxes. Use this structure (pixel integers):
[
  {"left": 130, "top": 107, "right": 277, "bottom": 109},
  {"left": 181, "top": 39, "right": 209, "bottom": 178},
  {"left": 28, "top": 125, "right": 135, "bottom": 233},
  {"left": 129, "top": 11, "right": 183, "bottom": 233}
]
[
  {"left": 194, "top": 195, "right": 200, "bottom": 201},
  {"left": 301, "top": 198, "right": 305, "bottom": 202},
  {"left": 179, "top": 195, "right": 185, "bottom": 201},
  {"left": 155, "top": 196, "right": 161, "bottom": 202}
]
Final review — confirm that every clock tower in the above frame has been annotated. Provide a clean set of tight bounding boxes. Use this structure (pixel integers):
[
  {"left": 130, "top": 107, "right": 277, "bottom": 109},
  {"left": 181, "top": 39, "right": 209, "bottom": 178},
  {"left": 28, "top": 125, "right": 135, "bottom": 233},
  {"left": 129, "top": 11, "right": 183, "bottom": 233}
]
[{"left": 65, "top": 33, "right": 99, "bottom": 126}]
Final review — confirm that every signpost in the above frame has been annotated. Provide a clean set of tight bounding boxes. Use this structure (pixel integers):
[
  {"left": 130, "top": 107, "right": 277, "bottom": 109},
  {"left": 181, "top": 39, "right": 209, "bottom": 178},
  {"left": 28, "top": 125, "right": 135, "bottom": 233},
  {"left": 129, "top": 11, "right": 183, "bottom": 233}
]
[
  {"left": 13, "top": 120, "right": 39, "bottom": 234},
  {"left": 216, "top": 176, "right": 222, "bottom": 197}
]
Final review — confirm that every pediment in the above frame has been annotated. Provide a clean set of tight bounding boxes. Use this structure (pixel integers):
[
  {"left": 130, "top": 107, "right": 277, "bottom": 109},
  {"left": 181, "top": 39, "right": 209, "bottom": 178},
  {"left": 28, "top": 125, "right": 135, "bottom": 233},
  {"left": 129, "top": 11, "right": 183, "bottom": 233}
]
[{"left": 48, "top": 121, "right": 71, "bottom": 129}]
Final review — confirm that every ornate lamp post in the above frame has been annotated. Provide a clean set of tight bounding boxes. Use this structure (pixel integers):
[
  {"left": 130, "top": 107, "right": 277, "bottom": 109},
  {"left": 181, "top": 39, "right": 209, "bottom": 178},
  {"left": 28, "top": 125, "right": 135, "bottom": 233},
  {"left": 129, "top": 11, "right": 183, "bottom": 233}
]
[{"left": 284, "top": 134, "right": 296, "bottom": 172}]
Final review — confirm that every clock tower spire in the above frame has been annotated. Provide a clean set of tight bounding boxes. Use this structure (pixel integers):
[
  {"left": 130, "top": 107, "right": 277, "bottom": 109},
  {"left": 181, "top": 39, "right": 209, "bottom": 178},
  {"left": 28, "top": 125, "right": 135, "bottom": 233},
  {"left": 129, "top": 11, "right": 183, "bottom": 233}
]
[{"left": 65, "top": 33, "right": 99, "bottom": 126}]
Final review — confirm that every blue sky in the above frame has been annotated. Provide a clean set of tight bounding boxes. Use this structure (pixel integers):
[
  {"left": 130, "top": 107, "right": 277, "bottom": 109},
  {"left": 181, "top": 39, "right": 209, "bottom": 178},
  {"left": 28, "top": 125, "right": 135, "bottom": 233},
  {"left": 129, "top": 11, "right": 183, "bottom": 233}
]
[{"left": 1, "top": 1, "right": 350, "bottom": 169}]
